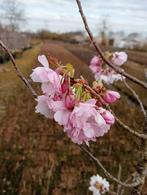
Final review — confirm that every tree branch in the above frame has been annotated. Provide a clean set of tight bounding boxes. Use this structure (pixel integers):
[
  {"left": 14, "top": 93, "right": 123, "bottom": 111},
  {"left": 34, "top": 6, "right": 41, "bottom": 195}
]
[
  {"left": 0, "top": 40, "right": 37, "bottom": 97},
  {"left": 80, "top": 146, "right": 142, "bottom": 188},
  {"left": 115, "top": 116, "right": 147, "bottom": 139},
  {"left": 84, "top": 84, "right": 147, "bottom": 140},
  {"left": 75, "top": 0, "right": 147, "bottom": 90},
  {"left": 123, "top": 79, "right": 147, "bottom": 119},
  {"left": 74, "top": 1, "right": 147, "bottom": 193}
]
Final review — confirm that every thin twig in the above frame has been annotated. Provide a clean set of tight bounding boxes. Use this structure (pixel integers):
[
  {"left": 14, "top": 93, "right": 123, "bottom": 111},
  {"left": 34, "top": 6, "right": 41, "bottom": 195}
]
[
  {"left": 0, "top": 40, "right": 37, "bottom": 97},
  {"left": 115, "top": 116, "right": 147, "bottom": 139},
  {"left": 80, "top": 146, "right": 142, "bottom": 187},
  {"left": 123, "top": 79, "right": 147, "bottom": 119},
  {"left": 120, "top": 177, "right": 132, "bottom": 195},
  {"left": 75, "top": 0, "right": 147, "bottom": 90},
  {"left": 84, "top": 84, "right": 147, "bottom": 139},
  {"left": 117, "top": 164, "right": 122, "bottom": 195}
]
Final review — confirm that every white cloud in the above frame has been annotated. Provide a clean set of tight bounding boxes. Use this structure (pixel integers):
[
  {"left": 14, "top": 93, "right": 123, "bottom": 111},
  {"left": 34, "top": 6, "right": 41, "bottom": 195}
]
[{"left": 0, "top": 0, "right": 147, "bottom": 34}]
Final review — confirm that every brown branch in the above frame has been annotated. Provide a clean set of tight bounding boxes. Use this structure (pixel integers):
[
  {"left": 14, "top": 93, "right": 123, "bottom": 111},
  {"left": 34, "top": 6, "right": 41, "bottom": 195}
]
[
  {"left": 120, "top": 177, "right": 133, "bottom": 195},
  {"left": 74, "top": 1, "right": 147, "bottom": 192},
  {"left": 83, "top": 84, "right": 147, "bottom": 140},
  {"left": 115, "top": 116, "right": 147, "bottom": 139},
  {"left": 80, "top": 146, "right": 142, "bottom": 188},
  {"left": 75, "top": 0, "right": 147, "bottom": 90},
  {"left": 0, "top": 40, "right": 37, "bottom": 97}
]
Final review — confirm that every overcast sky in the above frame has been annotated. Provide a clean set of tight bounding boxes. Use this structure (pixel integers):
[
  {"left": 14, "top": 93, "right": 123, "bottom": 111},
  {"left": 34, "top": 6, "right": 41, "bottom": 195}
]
[{"left": 1, "top": 0, "right": 147, "bottom": 35}]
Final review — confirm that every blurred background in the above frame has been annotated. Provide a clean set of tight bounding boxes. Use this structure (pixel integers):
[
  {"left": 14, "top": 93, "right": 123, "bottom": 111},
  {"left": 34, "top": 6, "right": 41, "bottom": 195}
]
[{"left": 0, "top": 0, "right": 147, "bottom": 194}]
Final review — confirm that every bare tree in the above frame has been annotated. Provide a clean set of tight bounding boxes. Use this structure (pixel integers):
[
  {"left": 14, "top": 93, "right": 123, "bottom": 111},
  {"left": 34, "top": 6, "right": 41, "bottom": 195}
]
[
  {"left": 2, "top": 0, "right": 25, "bottom": 32},
  {"left": 99, "top": 18, "right": 109, "bottom": 46}
]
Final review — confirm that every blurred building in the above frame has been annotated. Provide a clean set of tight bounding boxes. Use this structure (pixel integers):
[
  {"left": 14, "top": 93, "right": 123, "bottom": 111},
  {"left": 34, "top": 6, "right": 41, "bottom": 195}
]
[
  {"left": 109, "top": 31, "right": 147, "bottom": 49},
  {"left": 0, "top": 25, "right": 30, "bottom": 50}
]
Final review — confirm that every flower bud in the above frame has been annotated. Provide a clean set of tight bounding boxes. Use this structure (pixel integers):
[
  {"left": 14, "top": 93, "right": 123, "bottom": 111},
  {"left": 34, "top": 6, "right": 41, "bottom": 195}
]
[
  {"left": 103, "top": 90, "right": 120, "bottom": 104},
  {"left": 61, "top": 77, "right": 69, "bottom": 93},
  {"left": 65, "top": 94, "right": 75, "bottom": 109}
]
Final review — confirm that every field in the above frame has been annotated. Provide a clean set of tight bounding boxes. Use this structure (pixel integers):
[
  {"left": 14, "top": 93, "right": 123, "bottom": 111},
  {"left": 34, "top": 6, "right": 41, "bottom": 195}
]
[{"left": 0, "top": 40, "right": 147, "bottom": 195}]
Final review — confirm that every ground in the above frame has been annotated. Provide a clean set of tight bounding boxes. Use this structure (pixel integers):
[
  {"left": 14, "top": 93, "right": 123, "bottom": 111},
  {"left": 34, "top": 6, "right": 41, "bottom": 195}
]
[{"left": 0, "top": 40, "right": 146, "bottom": 195}]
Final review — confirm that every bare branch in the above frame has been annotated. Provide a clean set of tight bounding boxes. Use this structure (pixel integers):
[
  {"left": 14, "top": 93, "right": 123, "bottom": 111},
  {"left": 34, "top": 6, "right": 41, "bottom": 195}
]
[
  {"left": 117, "top": 164, "right": 122, "bottom": 195},
  {"left": 120, "top": 177, "right": 132, "bottom": 195},
  {"left": 115, "top": 116, "right": 147, "bottom": 139},
  {"left": 80, "top": 146, "right": 142, "bottom": 188},
  {"left": 0, "top": 40, "right": 37, "bottom": 97},
  {"left": 75, "top": 0, "right": 147, "bottom": 90},
  {"left": 83, "top": 84, "right": 147, "bottom": 140},
  {"left": 123, "top": 79, "right": 147, "bottom": 119}
]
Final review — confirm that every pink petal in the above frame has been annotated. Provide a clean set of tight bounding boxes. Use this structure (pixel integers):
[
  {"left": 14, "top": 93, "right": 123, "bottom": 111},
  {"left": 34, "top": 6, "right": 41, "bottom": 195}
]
[
  {"left": 38, "top": 55, "right": 49, "bottom": 68},
  {"left": 30, "top": 67, "right": 49, "bottom": 83},
  {"left": 54, "top": 110, "right": 71, "bottom": 126},
  {"left": 35, "top": 96, "right": 54, "bottom": 119},
  {"left": 84, "top": 124, "right": 95, "bottom": 138}
]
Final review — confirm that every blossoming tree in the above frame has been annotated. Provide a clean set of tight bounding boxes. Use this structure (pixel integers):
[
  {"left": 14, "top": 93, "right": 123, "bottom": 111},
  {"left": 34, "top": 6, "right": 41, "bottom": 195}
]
[{"left": 0, "top": 0, "right": 147, "bottom": 194}]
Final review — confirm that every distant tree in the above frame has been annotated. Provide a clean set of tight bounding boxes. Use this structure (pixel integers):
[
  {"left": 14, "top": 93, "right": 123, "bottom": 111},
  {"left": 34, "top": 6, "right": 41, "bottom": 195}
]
[
  {"left": 96, "top": 18, "right": 110, "bottom": 46},
  {"left": 2, "top": 0, "right": 26, "bottom": 32}
]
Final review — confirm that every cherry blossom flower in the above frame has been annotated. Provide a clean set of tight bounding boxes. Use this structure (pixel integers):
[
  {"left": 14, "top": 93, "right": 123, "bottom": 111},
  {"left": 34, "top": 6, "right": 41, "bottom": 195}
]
[
  {"left": 112, "top": 52, "right": 128, "bottom": 66},
  {"left": 30, "top": 55, "right": 61, "bottom": 96},
  {"left": 89, "top": 52, "right": 127, "bottom": 84},
  {"left": 89, "top": 174, "right": 109, "bottom": 195},
  {"left": 64, "top": 100, "right": 111, "bottom": 145},
  {"left": 31, "top": 55, "right": 118, "bottom": 146},
  {"left": 95, "top": 71, "right": 124, "bottom": 84},
  {"left": 89, "top": 56, "right": 102, "bottom": 74}
]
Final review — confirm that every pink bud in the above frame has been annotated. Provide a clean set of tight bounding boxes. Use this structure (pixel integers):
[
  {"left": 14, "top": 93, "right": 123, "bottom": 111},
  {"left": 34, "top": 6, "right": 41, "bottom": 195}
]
[
  {"left": 54, "top": 94, "right": 61, "bottom": 101},
  {"left": 103, "top": 90, "right": 120, "bottom": 104},
  {"left": 61, "top": 78, "right": 69, "bottom": 93},
  {"left": 99, "top": 108, "right": 115, "bottom": 124},
  {"left": 65, "top": 94, "right": 75, "bottom": 110}
]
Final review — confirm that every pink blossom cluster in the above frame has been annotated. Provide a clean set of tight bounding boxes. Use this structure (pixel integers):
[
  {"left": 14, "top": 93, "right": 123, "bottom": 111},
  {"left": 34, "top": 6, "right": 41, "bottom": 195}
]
[
  {"left": 89, "top": 52, "right": 127, "bottom": 84},
  {"left": 30, "top": 55, "right": 120, "bottom": 145}
]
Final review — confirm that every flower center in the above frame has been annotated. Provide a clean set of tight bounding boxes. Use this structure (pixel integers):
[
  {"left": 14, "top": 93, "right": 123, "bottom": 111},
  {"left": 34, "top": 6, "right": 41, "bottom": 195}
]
[{"left": 94, "top": 182, "right": 103, "bottom": 191}]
